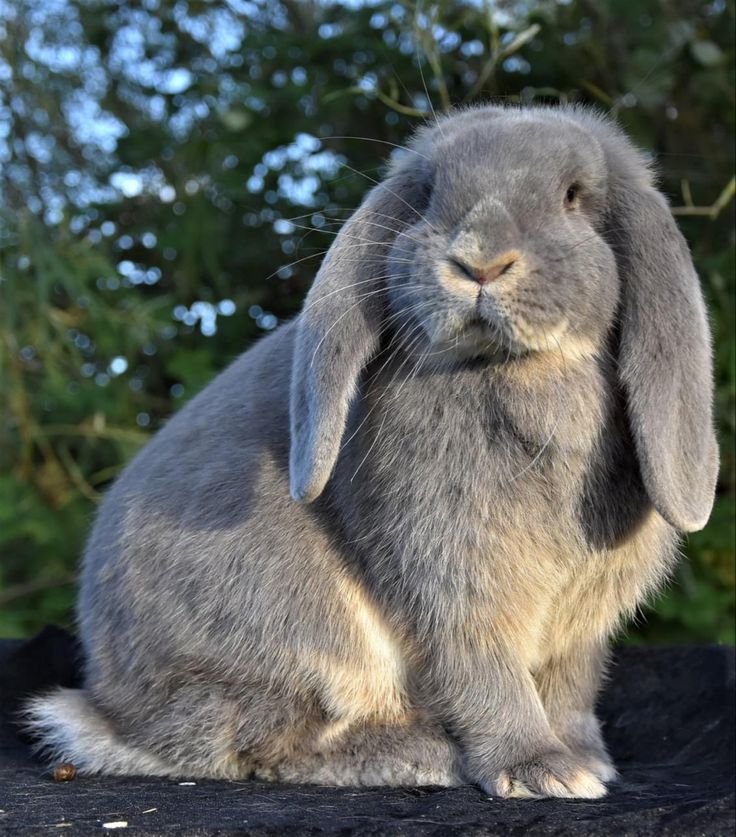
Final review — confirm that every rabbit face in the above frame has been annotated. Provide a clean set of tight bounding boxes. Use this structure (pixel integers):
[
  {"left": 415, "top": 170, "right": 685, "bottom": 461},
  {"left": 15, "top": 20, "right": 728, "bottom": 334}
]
[{"left": 387, "top": 115, "right": 619, "bottom": 363}]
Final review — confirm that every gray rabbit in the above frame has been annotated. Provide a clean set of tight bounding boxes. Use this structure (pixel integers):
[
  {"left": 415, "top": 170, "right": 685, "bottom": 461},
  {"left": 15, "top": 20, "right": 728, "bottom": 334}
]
[{"left": 27, "top": 105, "right": 718, "bottom": 799}]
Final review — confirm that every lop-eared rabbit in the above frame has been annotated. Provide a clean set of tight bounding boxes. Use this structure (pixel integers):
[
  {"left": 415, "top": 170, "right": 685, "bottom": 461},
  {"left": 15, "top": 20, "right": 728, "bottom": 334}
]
[{"left": 28, "top": 105, "right": 717, "bottom": 799}]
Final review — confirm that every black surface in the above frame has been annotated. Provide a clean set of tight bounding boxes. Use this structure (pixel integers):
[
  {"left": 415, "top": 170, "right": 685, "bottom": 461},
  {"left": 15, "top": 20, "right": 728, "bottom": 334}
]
[{"left": 0, "top": 627, "right": 734, "bottom": 835}]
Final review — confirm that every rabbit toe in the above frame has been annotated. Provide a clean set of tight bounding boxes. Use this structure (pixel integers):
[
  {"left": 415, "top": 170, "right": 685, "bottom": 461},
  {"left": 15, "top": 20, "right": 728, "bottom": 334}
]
[{"left": 491, "top": 750, "right": 607, "bottom": 799}]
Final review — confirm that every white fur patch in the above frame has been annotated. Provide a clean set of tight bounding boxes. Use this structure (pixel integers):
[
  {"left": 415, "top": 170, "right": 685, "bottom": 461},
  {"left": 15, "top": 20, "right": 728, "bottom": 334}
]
[{"left": 24, "top": 689, "right": 174, "bottom": 777}]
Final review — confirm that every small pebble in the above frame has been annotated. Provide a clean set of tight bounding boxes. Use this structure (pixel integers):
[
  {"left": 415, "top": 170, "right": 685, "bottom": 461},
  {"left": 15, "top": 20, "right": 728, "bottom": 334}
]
[{"left": 52, "top": 763, "right": 77, "bottom": 782}]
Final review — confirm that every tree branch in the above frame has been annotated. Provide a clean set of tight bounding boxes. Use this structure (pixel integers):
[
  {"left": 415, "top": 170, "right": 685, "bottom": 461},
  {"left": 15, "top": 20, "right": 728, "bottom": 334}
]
[{"left": 671, "top": 177, "right": 735, "bottom": 219}]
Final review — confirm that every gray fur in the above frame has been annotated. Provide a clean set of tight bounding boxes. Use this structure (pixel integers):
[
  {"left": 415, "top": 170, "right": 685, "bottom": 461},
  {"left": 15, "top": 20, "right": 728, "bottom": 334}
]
[{"left": 25, "top": 105, "right": 717, "bottom": 799}]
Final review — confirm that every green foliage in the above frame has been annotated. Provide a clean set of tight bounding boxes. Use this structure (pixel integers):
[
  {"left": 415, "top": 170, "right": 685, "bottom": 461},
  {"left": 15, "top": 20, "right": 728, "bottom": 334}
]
[{"left": 0, "top": 0, "right": 733, "bottom": 642}]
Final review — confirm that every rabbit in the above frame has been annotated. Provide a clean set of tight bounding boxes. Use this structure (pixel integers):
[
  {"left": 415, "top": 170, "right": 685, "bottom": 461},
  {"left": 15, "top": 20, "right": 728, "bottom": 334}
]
[{"left": 26, "top": 104, "right": 718, "bottom": 800}]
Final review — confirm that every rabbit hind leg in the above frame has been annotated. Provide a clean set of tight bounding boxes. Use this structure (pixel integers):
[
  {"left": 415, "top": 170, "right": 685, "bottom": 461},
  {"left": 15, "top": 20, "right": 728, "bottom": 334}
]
[{"left": 255, "top": 718, "right": 463, "bottom": 787}]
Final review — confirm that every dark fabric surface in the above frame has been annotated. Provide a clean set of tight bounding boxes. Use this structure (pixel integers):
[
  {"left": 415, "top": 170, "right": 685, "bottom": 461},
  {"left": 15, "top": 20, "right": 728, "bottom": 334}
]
[{"left": 0, "top": 628, "right": 733, "bottom": 835}]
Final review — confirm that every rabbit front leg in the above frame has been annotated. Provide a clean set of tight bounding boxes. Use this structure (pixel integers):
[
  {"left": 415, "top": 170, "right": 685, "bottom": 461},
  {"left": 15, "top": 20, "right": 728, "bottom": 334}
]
[
  {"left": 425, "top": 640, "right": 608, "bottom": 799},
  {"left": 534, "top": 642, "right": 617, "bottom": 782}
]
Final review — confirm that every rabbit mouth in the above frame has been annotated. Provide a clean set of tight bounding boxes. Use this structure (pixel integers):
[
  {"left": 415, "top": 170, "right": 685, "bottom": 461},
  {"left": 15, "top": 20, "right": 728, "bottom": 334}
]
[
  {"left": 463, "top": 309, "right": 577, "bottom": 361},
  {"left": 420, "top": 307, "right": 574, "bottom": 365},
  {"left": 474, "top": 292, "right": 578, "bottom": 357},
  {"left": 443, "top": 315, "right": 519, "bottom": 362},
  {"left": 463, "top": 315, "right": 503, "bottom": 341}
]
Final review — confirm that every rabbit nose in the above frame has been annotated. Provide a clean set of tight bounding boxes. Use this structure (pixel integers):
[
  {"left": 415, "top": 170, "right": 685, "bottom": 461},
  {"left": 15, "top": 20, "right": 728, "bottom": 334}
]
[
  {"left": 450, "top": 252, "right": 518, "bottom": 285},
  {"left": 475, "top": 253, "right": 517, "bottom": 285}
]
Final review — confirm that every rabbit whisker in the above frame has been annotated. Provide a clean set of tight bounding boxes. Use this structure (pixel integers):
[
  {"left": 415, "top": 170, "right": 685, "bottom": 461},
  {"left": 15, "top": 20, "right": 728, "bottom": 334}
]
[
  {"left": 337, "top": 214, "right": 429, "bottom": 249},
  {"left": 372, "top": 332, "right": 433, "bottom": 443},
  {"left": 412, "top": 11, "right": 446, "bottom": 137},
  {"left": 418, "top": 332, "right": 469, "bottom": 359},
  {"left": 307, "top": 285, "right": 388, "bottom": 312},
  {"left": 269, "top": 243, "right": 419, "bottom": 284},
  {"left": 289, "top": 215, "right": 429, "bottom": 252},
  {"left": 308, "top": 292, "right": 390, "bottom": 368},
  {"left": 274, "top": 206, "right": 360, "bottom": 225},
  {"left": 306, "top": 276, "right": 427, "bottom": 317},
  {"left": 350, "top": 410, "right": 388, "bottom": 484},
  {"left": 290, "top": 219, "right": 425, "bottom": 250},
  {"left": 269, "top": 242, "right": 411, "bottom": 279},
  {"left": 348, "top": 321, "right": 430, "bottom": 481},
  {"left": 311, "top": 283, "right": 430, "bottom": 370},
  {"left": 277, "top": 201, "right": 430, "bottom": 227},
  {"left": 282, "top": 221, "right": 393, "bottom": 248},
  {"left": 341, "top": 327, "right": 416, "bottom": 458},
  {"left": 551, "top": 331, "right": 570, "bottom": 376},
  {"left": 263, "top": 248, "right": 332, "bottom": 281},
  {"left": 320, "top": 135, "right": 431, "bottom": 161},
  {"left": 508, "top": 415, "right": 561, "bottom": 484},
  {"left": 364, "top": 303, "right": 433, "bottom": 379},
  {"left": 342, "top": 313, "right": 432, "bottom": 454},
  {"left": 304, "top": 275, "right": 425, "bottom": 311},
  {"left": 550, "top": 227, "right": 630, "bottom": 261},
  {"left": 339, "top": 161, "right": 439, "bottom": 235}
]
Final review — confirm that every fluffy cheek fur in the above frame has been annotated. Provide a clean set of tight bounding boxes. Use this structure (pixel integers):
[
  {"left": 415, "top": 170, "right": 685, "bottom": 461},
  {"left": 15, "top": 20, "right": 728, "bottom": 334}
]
[
  {"left": 484, "top": 235, "right": 620, "bottom": 360},
  {"left": 388, "top": 227, "right": 466, "bottom": 349},
  {"left": 389, "top": 225, "right": 619, "bottom": 363}
]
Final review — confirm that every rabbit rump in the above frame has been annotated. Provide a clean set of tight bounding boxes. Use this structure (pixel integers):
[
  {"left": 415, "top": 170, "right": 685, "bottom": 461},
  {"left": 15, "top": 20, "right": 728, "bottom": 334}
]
[{"left": 26, "top": 105, "right": 717, "bottom": 800}]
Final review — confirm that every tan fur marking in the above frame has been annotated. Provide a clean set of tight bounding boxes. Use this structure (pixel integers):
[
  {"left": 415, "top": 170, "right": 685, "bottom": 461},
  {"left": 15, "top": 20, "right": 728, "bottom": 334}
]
[
  {"left": 437, "top": 262, "right": 477, "bottom": 300},
  {"left": 542, "top": 509, "right": 673, "bottom": 660},
  {"left": 308, "top": 575, "right": 409, "bottom": 727}
]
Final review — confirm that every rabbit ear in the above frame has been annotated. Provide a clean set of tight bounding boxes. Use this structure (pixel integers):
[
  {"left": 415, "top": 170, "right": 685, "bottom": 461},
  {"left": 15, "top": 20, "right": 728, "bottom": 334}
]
[
  {"left": 289, "top": 161, "right": 432, "bottom": 503},
  {"left": 611, "top": 180, "right": 719, "bottom": 532}
]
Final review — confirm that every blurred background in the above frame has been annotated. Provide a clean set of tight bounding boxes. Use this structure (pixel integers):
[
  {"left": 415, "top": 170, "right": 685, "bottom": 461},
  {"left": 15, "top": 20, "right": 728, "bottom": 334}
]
[{"left": 0, "top": 0, "right": 733, "bottom": 642}]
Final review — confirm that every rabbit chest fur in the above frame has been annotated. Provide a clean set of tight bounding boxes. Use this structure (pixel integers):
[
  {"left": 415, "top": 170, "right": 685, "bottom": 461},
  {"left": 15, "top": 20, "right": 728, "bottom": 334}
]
[
  {"left": 26, "top": 104, "right": 715, "bottom": 800},
  {"left": 333, "top": 341, "right": 676, "bottom": 676}
]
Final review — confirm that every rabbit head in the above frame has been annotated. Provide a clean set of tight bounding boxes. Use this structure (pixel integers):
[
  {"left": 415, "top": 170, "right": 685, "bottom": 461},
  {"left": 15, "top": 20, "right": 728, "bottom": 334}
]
[
  {"left": 290, "top": 105, "right": 718, "bottom": 534},
  {"left": 386, "top": 110, "right": 617, "bottom": 363}
]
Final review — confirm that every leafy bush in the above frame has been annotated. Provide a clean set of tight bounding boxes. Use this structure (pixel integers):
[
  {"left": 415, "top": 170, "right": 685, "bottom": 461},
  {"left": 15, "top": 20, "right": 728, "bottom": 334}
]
[{"left": 0, "top": 0, "right": 733, "bottom": 641}]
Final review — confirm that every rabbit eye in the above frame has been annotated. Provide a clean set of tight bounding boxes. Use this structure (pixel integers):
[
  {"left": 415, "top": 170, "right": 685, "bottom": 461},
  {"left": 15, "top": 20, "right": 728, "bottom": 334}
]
[{"left": 564, "top": 185, "right": 580, "bottom": 208}]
